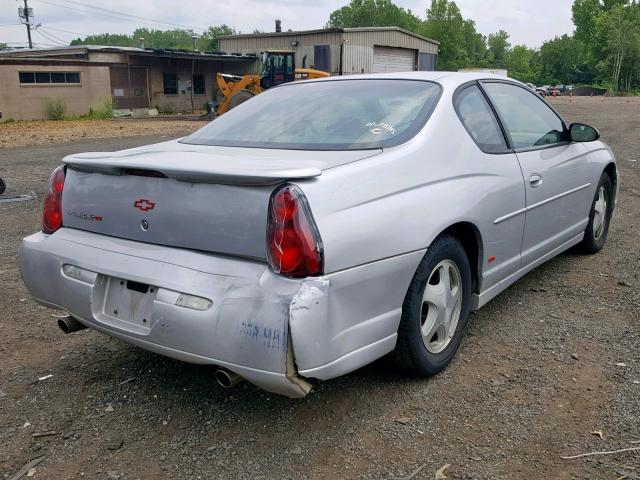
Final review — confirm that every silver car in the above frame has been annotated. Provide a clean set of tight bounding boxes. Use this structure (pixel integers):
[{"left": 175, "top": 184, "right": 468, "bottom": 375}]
[{"left": 20, "top": 72, "right": 617, "bottom": 397}]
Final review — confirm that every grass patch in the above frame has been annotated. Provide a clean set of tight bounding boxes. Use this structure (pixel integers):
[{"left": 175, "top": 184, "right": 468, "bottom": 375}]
[
  {"left": 85, "top": 96, "right": 115, "bottom": 119},
  {"left": 45, "top": 98, "right": 67, "bottom": 120}
]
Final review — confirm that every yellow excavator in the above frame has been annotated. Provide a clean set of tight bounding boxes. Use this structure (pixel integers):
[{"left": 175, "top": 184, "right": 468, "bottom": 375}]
[{"left": 215, "top": 50, "right": 329, "bottom": 115}]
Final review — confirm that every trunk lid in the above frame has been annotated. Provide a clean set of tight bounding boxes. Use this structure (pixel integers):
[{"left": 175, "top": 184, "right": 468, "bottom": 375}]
[{"left": 61, "top": 141, "right": 380, "bottom": 259}]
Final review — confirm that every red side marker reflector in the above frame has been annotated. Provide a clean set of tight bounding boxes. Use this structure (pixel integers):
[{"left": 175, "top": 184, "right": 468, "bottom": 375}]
[{"left": 488, "top": 256, "right": 497, "bottom": 264}]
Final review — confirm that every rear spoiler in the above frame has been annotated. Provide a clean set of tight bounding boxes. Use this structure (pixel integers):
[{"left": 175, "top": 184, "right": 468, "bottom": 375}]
[{"left": 63, "top": 151, "right": 322, "bottom": 186}]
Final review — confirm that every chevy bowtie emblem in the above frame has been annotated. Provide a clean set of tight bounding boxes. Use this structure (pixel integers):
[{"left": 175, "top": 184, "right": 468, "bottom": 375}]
[{"left": 133, "top": 198, "right": 156, "bottom": 212}]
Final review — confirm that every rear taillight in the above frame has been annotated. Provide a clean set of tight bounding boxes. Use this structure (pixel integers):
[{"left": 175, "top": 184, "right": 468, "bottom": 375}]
[
  {"left": 267, "top": 184, "right": 323, "bottom": 278},
  {"left": 42, "top": 165, "right": 65, "bottom": 234}
]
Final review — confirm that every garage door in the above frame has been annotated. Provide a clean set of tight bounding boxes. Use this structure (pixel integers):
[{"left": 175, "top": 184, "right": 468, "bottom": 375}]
[{"left": 373, "top": 47, "right": 416, "bottom": 73}]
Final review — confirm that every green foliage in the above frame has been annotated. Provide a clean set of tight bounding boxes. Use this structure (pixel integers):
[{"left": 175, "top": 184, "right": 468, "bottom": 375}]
[
  {"left": 326, "top": 0, "right": 421, "bottom": 31},
  {"left": 70, "top": 33, "right": 131, "bottom": 47},
  {"left": 460, "top": 19, "right": 487, "bottom": 66},
  {"left": 487, "top": 30, "right": 510, "bottom": 68},
  {"left": 155, "top": 104, "right": 175, "bottom": 115},
  {"left": 593, "top": 2, "right": 640, "bottom": 92},
  {"left": 85, "top": 96, "right": 115, "bottom": 119},
  {"left": 572, "top": 0, "right": 601, "bottom": 45},
  {"left": 0, "top": 43, "right": 9, "bottom": 51},
  {"left": 45, "top": 98, "right": 67, "bottom": 120},
  {"left": 421, "top": 0, "right": 468, "bottom": 70},
  {"left": 506, "top": 45, "right": 540, "bottom": 84},
  {"left": 71, "top": 25, "right": 236, "bottom": 52},
  {"left": 538, "top": 34, "right": 587, "bottom": 85},
  {"left": 202, "top": 25, "right": 236, "bottom": 51}
]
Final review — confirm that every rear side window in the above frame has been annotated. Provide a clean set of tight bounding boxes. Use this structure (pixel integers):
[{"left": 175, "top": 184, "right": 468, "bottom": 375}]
[
  {"left": 454, "top": 85, "right": 507, "bottom": 153},
  {"left": 183, "top": 79, "right": 442, "bottom": 150},
  {"left": 482, "top": 82, "right": 567, "bottom": 149}
]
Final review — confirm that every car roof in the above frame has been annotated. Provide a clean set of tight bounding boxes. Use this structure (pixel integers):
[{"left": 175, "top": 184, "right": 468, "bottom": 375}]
[{"left": 294, "top": 71, "right": 523, "bottom": 90}]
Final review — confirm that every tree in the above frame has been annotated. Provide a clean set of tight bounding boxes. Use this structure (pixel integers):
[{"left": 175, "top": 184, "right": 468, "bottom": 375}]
[
  {"left": 0, "top": 43, "right": 8, "bottom": 51},
  {"left": 506, "top": 45, "right": 541, "bottom": 84},
  {"left": 421, "top": 0, "right": 468, "bottom": 70},
  {"left": 539, "top": 34, "right": 587, "bottom": 84},
  {"left": 71, "top": 33, "right": 131, "bottom": 47},
  {"left": 71, "top": 25, "right": 236, "bottom": 52},
  {"left": 593, "top": 2, "right": 640, "bottom": 92},
  {"left": 200, "top": 25, "right": 235, "bottom": 51},
  {"left": 461, "top": 19, "right": 487, "bottom": 66},
  {"left": 326, "top": 0, "right": 421, "bottom": 31},
  {"left": 487, "top": 30, "right": 510, "bottom": 68},
  {"left": 572, "top": 0, "right": 601, "bottom": 45}
]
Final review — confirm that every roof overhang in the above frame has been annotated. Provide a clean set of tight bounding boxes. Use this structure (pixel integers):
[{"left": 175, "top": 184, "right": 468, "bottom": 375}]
[{"left": 220, "top": 26, "right": 439, "bottom": 46}]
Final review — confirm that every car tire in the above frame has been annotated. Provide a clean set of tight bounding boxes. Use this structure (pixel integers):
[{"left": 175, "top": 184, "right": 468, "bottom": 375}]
[
  {"left": 0, "top": 176, "right": 5, "bottom": 195},
  {"left": 394, "top": 234, "right": 472, "bottom": 376},
  {"left": 578, "top": 173, "right": 613, "bottom": 254},
  {"left": 228, "top": 89, "right": 255, "bottom": 111}
]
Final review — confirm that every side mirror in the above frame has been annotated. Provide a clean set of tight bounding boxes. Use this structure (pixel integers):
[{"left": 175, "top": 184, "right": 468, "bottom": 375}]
[{"left": 570, "top": 123, "right": 599, "bottom": 142}]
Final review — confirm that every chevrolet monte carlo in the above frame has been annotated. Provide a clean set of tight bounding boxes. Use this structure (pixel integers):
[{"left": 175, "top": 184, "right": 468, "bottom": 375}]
[{"left": 19, "top": 72, "right": 617, "bottom": 397}]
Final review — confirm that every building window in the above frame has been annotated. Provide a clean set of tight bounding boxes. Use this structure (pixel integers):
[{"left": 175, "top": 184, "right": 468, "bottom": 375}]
[
  {"left": 66, "top": 72, "right": 80, "bottom": 83},
  {"left": 18, "top": 72, "right": 35, "bottom": 83},
  {"left": 193, "top": 74, "right": 205, "bottom": 95},
  {"left": 163, "top": 73, "right": 177, "bottom": 95},
  {"left": 18, "top": 71, "right": 81, "bottom": 85}
]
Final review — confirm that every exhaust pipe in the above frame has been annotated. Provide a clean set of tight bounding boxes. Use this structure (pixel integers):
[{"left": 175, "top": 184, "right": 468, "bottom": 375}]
[
  {"left": 57, "top": 316, "right": 87, "bottom": 334},
  {"left": 215, "top": 368, "right": 243, "bottom": 389}
]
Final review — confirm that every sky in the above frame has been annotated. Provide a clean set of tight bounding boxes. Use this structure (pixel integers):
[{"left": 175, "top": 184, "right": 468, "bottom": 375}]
[{"left": 0, "top": 0, "right": 575, "bottom": 50}]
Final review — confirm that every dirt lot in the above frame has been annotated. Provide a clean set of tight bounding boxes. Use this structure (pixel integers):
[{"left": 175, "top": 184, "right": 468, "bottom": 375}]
[
  {"left": 0, "top": 98, "right": 639, "bottom": 479},
  {"left": 0, "top": 118, "right": 208, "bottom": 149}
]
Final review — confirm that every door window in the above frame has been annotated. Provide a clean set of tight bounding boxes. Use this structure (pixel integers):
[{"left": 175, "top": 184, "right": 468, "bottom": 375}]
[
  {"left": 483, "top": 82, "right": 567, "bottom": 149},
  {"left": 454, "top": 85, "right": 507, "bottom": 153}
]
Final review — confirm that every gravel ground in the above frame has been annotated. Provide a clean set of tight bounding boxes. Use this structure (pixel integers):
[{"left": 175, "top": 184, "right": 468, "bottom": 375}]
[
  {"left": 0, "top": 97, "right": 638, "bottom": 479},
  {"left": 0, "top": 118, "right": 207, "bottom": 149}
]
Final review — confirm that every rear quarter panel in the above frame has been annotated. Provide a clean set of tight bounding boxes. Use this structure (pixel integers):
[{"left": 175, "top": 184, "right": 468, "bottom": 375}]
[{"left": 298, "top": 92, "right": 527, "bottom": 295}]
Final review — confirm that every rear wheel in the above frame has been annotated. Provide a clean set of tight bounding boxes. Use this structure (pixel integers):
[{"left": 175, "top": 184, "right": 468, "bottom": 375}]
[
  {"left": 0, "top": 176, "right": 5, "bottom": 195},
  {"left": 578, "top": 173, "right": 613, "bottom": 254},
  {"left": 394, "top": 235, "right": 472, "bottom": 376}
]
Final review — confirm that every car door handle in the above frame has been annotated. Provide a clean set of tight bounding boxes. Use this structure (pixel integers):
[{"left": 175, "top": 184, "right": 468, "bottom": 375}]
[{"left": 529, "top": 174, "right": 543, "bottom": 188}]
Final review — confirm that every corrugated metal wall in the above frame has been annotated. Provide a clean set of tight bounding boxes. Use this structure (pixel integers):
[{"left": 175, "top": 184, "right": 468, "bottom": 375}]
[
  {"left": 219, "top": 30, "right": 438, "bottom": 76},
  {"left": 219, "top": 32, "right": 343, "bottom": 74},
  {"left": 342, "top": 30, "right": 437, "bottom": 75}
]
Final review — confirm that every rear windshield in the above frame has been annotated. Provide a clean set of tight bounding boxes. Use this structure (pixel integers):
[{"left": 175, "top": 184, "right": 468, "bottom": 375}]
[{"left": 183, "top": 79, "right": 441, "bottom": 150}]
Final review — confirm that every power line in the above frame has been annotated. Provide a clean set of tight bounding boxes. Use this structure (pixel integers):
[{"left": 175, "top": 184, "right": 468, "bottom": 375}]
[
  {"left": 52, "top": 0, "right": 207, "bottom": 31},
  {"left": 38, "top": 26, "right": 69, "bottom": 44},
  {"left": 35, "top": 28, "right": 65, "bottom": 46},
  {"left": 35, "top": 25, "right": 90, "bottom": 37},
  {"left": 32, "top": 0, "right": 207, "bottom": 32}
]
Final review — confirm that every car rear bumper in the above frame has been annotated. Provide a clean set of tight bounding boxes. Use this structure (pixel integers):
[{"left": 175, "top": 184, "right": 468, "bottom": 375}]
[{"left": 20, "top": 228, "right": 422, "bottom": 397}]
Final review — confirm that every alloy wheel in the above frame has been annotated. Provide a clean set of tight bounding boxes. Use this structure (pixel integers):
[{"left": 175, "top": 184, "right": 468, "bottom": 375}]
[{"left": 420, "top": 260, "right": 463, "bottom": 354}]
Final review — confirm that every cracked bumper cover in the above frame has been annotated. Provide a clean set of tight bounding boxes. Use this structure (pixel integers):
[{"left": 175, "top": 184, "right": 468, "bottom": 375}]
[{"left": 20, "top": 229, "right": 421, "bottom": 397}]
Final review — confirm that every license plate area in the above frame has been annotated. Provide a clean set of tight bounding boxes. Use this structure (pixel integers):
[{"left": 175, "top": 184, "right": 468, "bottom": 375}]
[{"left": 101, "top": 276, "right": 157, "bottom": 330}]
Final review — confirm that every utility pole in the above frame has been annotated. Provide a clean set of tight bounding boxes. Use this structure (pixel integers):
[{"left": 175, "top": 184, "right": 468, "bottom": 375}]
[{"left": 19, "top": 0, "right": 33, "bottom": 49}]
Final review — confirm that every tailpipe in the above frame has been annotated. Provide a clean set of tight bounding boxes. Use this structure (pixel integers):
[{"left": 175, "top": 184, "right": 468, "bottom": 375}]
[
  {"left": 57, "top": 316, "right": 87, "bottom": 334},
  {"left": 215, "top": 368, "right": 243, "bottom": 389}
]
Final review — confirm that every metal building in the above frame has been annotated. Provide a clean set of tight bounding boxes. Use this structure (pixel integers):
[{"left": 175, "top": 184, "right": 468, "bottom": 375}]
[
  {"left": 0, "top": 46, "right": 255, "bottom": 120},
  {"left": 219, "top": 27, "right": 439, "bottom": 75}
]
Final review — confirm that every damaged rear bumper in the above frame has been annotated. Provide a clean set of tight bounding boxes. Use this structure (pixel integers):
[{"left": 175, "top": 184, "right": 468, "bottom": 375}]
[
  {"left": 20, "top": 229, "right": 420, "bottom": 397},
  {"left": 20, "top": 229, "right": 317, "bottom": 397}
]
